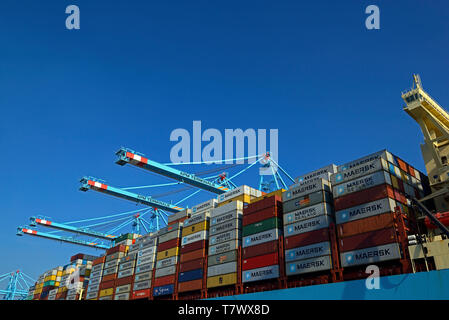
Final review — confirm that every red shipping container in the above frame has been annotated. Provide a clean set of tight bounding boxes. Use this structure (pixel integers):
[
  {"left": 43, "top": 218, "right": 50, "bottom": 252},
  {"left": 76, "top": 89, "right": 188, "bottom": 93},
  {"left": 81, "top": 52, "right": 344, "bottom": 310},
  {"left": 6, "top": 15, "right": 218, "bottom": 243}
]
[
  {"left": 334, "top": 184, "right": 395, "bottom": 211},
  {"left": 70, "top": 253, "right": 83, "bottom": 262},
  {"left": 168, "top": 217, "right": 188, "bottom": 226},
  {"left": 242, "top": 240, "right": 278, "bottom": 259},
  {"left": 180, "top": 240, "right": 207, "bottom": 254},
  {"left": 178, "top": 279, "right": 203, "bottom": 293},
  {"left": 132, "top": 289, "right": 151, "bottom": 300},
  {"left": 157, "top": 238, "right": 180, "bottom": 252},
  {"left": 394, "top": 189, "right": 406, "bottom": 205},
  {"left": 115, "top": 275, "right": 134, "bottom": 287},
  {"left": 243, "top": 207, "right": 281, "bottom": 226},
  {"left": 244, "top": 195, "right": 282, "bottom": 216},
  {"left": 339, "top": 227, "right": 398, "bottom": 252},
  {"left": 397, "top": 179, "right": 405, "bottom": 193},
  {"left": 99, "top": 280, "right": 115, "bottom": 290},
  {"left": 180, "top": 248, "right": 207, "bottom": 263},
  {"left": 102, "top": 274, "right": 117, "bottom": 282},
  {"left": 284, "top": 228, "right": 329, "bottom": 250},
  {"left": 93, "top": 256, "right": 106, "bottom": 266},
  {"left": 397, "top": 158, "right": 408, "bottom": 173},
  {"left": 408, "top": 165, "right": 415, "bottom": 177},
  {"left": 179, "top": 258, "right": 205, "bottom": 273},
  {"left": 106, "top": 244, "right": 127, "bottom": 255},
  {"left": 153, "top": 274, "right": 175, "bottom": 287},
  {"left": 337, "top": 212, "right": 395, "bottom": 238},
  {"left": 242, "top": 252, "right": 279, "bottom": 271}
]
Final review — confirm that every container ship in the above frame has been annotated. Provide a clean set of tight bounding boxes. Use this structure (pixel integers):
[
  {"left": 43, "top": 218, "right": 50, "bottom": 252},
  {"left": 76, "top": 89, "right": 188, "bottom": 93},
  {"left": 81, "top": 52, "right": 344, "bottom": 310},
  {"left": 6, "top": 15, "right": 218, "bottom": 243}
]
[{"left": 19, "top": 75, "right": 449, "bottom": 300}]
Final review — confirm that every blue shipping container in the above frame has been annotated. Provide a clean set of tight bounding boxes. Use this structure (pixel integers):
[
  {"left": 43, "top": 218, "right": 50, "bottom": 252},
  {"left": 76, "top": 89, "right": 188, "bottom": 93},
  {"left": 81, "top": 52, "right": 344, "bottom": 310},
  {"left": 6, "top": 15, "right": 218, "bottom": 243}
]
[
  {"left": 178, "top": 268, "right": 203, "bottom": 282},
  {"left": 153, "top": 284, "right": 174, "bottom": 297}
]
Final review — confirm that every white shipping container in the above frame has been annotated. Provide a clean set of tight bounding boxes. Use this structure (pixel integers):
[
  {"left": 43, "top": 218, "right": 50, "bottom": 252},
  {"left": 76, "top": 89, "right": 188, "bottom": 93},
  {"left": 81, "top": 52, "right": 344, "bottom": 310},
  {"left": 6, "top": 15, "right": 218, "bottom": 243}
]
[
  {"left": 284, "top": 215, "right": 332, "bottom": 237},
  {"left": 335, "top": 197, "right": 397, "bottom": 224},
  {"left": 283, "top": 202, "right": 333, "bottom": 226},
  {"left": 209, "top": 229, "right": 240, "bottom": 246},
  {"left": 209, "top": 219, "right": 242, "bottom": 236},
  {"left": 333, "top": 170, "right": 392, "bottom": 199},
  {"left": 285, "top": 241, "right": 331, "bottom": 263},
  {"left": 283, "top": 179, "right": 331, "bottom": 201},
  {"left": 183, "top": 211, "right": 210, "bottom": 227},
  {"left": 181, "top": 230, "right": 208, "bottom": 246},
  {"left": 331, "top": 158, "right": 389, "bottom": 186},
  {"left": 155, "top": 265, "right": 176, "bottom": 278},
  {"left": 217, "top": 186, "right": 251, "bottom": 203},
  {"left": 340, "top": 243, "right": 401, "bottom": 267},
  {"left": 207, "top": 261, "right": 237, "bottom": 277},
  {"left": 192, "top": 199, "right": 217, "bottom": 214},
  {"left": 210, "top": 201, "right": 244, "bottom": 218},
  {"left": 337, "top": 150, "right": 390, "bottom": 172},
  {"left": 210, "top": 210, "right": 243, "bottom": 226},
  {"left": 242, "top": 228, "right": 281, "bottom": 248},
  {"left": 209, "top": 240, "right": 241, "bottom": 256},
  {"left": 286, "top": 255, "right": 332, "bottom": 276},
  {"left": 295, "top": 164, "right": 337, "bottom": 183}
]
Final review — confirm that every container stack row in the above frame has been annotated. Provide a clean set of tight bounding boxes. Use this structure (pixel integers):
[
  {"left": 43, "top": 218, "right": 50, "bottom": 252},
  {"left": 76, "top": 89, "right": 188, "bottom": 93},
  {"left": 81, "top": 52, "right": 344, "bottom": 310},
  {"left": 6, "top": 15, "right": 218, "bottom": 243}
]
[{"left": 98, "top": 245, "right": 127, "bottom": 300}]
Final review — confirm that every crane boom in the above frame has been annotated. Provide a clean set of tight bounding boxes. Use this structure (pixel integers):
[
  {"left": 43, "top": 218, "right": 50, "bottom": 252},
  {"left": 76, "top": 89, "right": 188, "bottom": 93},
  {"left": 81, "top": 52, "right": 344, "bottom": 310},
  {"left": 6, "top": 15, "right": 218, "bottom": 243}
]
[
  {"left": 115, "top": 147, "right": 230, "bottom": 194},
  {"left": 79, "top": 177, "right": 183, "bottom": 213},
  {"left": 16, "top": 227, "right": 110, "bottom": 250},
  {"left": 402, "top": 74, "right": 449, "bottom": 212},
  {"left": 29, "top": 217, "right": 117, "bottom": 241}
]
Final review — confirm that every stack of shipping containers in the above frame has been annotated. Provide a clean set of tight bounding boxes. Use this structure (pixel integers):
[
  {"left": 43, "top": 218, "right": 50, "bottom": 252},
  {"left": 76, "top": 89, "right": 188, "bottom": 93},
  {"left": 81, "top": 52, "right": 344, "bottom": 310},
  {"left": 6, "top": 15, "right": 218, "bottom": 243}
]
[
  {"left": 114, "top": 252, "right": 137, "bottom": 300},
  {"left": 153, "top": 222, "right": 183, "bottom": 298},
  {"left": 331, "top": 150, "right": 425, "bottom": 273},
  {"left": 131, "top": 233, "right": 158, "bottom": 300},
  {"left": 99, "top": 245, "right": 127, "bottom": 300},
  {"left": 85, "top": 256, "right": 105, "bottom": 300},
  {"left": 178, "top": 205, "right": 211, "bottom": 295},
  {"left": 241, "top": 191, "right": 284, "bottom": 287},
  {"left": 282, "top": 165, "right": 337, "bottom": 278}
]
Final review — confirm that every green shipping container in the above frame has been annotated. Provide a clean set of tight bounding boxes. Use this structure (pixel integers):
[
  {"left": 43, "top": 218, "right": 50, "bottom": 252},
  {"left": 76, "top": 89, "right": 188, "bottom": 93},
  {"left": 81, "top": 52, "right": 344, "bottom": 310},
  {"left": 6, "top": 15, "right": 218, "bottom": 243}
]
[
  {"left": 242, "top": 217, "right": 282, "bottom": 237},
  {"left": 114, "top": 233, "right": 134, "bottom": 244}
]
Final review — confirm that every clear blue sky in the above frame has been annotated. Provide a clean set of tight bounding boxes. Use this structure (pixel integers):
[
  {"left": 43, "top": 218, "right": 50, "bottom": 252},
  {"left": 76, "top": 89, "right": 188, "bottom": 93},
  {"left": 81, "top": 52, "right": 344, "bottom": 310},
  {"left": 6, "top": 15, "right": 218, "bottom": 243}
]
[{"left": 0, "top": 1, "right": 448, "bottom": 282}]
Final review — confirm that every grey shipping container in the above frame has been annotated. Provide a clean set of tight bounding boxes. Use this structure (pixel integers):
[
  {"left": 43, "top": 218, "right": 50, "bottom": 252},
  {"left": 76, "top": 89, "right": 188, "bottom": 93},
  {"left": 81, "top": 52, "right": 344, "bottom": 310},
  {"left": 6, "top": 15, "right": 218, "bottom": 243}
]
[
  {"left": 115, "top": 284, "right": 131, "bottom": 294},
  {"left": 136, "top": 254, "right": 156, "bottom": 266},
  {"left": 340, "top": 242, "right": 401, "bottom": 267},
  {"left": 283, "top": 191, "right": 333, "bottom": 213},
  {"left": 283, "top": 179, "right": 331, "bottom": 202},
  {"left": 210, "top": 201, "right": 244, "bottom": 218},
  {"left": 120, "top": 253, "right": 137, "bottom": 263},
  {"left": 86, "top": 283, "right": 100, "bottom": 293},
  {"left": 158, "top": 222, "right": 182, "bottom": 236},
  {"left": 134, "top": 272, "right": 152, "bottom": 282},
  {"left": 337, "top": 150, "right": 389, "bottom": 172},
  {"left": 114, "top": 292, "right": 130, "bottom": 300},
  {"left": 207, "top": 261, "right": 238, "bottom": 277},
  {"left": 181, "top": 230, "right": 208, "bottom": 246},
  {"left": 133, "top": 280, "right": 152, "bottom": 291},
  {"left": 285, "top": 241, "right": 331, "bottom": 263},
  {"left": 88, "top": 277, "right": 101, "bottom": 286},
  {"left": 209, "top": 219, "right": 242, "bottom": 236},
  {"left": 209, "top": 240, "right": 242, "bottom": 256},
  {"left": 117, "top": 268, "right": 134, "bottom": 279},
  {"left": 210, "top": 210, "right": 243, "bottom": 227},
  {"left": 331, "top": 158, "right": 389, "bottom": 186},
  {"left": 168, "top": 208, "right": 191, "bottom": 224},
  {"left": 135, "top": 263, "right": 155, "bottom": 275},
  {"left": 104, "top": 260, "right": 120, "bottom": 269},
  {"left": 209, "top": 229, "right": 240, "bottom": 246},
  {"left": 91, "top": 264, "right": 104, "bottom": 273},
  {"left": 295, "top": 164, "right": 337, "bottom": 184},
  {"left": 138, "top": 246, "right": 157, "bottom": 258},
  {"left": 333, "top": 170, "right": 392, "bottom": 199},
  {"left": 156, "top": 256, "right": 178, "bottom": 269},
  {"left": 66, "top": 294, "right": 77, "bottom": 300},
  {"left": 284, "top": 202, "right": 333, "bottom": 226},
  {"left": 284, "top": 215, "right": 332, "bottom": 237},
  {"left": 155, "top": 265, "right": 176, "bottom": 278},
  {"left": 99, "top": 295, "right": 113, "bottom": 300},
  {"left": 192, "top": 199, "right": 217, "bottom": 214},
  {"left": 158, "top": 229, "right": 181, "bottom": 244},
  {"left": 242, "top": 265, "right": 280, "bottom": 283},
  {"left": 105, "top": 252, "right": 125, "bottom": 262},
  {"left": 102, "top": 266, "right": 118, "bottom": 276},
  {"left": 242, "top": 228, "right": 281, "bottom": 248},
  {"left": 335, "top": 197, "right": 397, "bottom": 224},
  {"left": 90, "top": 270, "right": 103, "bottom": 279},
  {"left": 183, "top": 211, "right": 210, "bottom": 227},
  {"left": 208, "top": 250, "right": 238, "bottom": 267},
  {"left": 119, "top": 260, "right": 136, "bottom": 271},
  {"left": 286, "top": 255, "right": 333, "bottom": 276}
]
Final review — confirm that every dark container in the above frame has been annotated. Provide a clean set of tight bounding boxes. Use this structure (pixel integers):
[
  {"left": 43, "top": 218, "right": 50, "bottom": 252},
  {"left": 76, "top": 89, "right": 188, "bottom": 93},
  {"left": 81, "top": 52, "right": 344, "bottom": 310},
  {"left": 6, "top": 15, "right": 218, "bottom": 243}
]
[
  {"left": 99, "top": 280, "right": 115, "bottom": 290},
  {"left": 180, "top": 248, "right": 207, "bottom": 263},
  {"left": 180, "top": 240, "right": 207, "bottom": 254},
  {"left": 178, "top": 269, "right": 203, "bottom": 282},
  {"left": 242, "top": 240, "right": 278, "bottom": 259},
  {"left": 339, "top": 227, "right": 398, "bottom": 252},
  {"left": 106, "top": 244, "right": 127, "bottom": 255},
  {"left": 334, "top": 184, "right": 395, "bottom": 211},
  {"left": 157, "top": 238, "right": 180, "bottom": 252},
  {"left": 243, "top": 195, "right": 283, "bottom": 216},
  {"left": 153, "top": 274, "right": 175, "bottom": 287},
  {"left": 284, "top": 228, "right": 329, "bottom": 250},
  {"left": 242, "top": 252, "right": 279, "bottom": 271},
  {"left": 337, "top": 212, "right": 395, "bottom": 238},
  {"left": 179, "top": 258, "right": 205, "bottom": 273}
]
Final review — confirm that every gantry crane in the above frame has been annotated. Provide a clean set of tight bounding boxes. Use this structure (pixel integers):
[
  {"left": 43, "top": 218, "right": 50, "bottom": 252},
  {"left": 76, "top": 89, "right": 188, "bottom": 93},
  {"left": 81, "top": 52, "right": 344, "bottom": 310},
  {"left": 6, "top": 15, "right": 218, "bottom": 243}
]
[{"left": 0, "top": 270, "right": 35, "bottom": 300}]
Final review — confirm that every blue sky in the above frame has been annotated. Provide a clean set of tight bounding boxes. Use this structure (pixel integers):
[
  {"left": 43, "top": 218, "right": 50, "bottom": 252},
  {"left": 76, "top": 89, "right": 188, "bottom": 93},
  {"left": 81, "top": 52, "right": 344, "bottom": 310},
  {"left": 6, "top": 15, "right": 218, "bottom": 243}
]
[{"left": 0, "top": 0, "right": 448, "bottom": 282}]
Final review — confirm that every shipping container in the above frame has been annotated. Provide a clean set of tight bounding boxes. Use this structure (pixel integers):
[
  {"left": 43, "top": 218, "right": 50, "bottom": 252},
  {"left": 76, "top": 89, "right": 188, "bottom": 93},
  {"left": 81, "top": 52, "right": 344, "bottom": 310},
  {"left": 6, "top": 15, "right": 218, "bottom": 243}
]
[
  {"left": 99, "top": 288, "right": 114, "bottom": 297},
  {"left": 208, "top": 250, "right": 238, "bottom": 267},
  {"left": 179, "top": 269, "right": 203, "bottom": 282},
  {"left": 334, "top": 184, "right": 396, "bottom": 211},
  {"left": 155, "top": 265, "right": 177, "bottom": 278},
  {"left": 133, "top": 280, "right": 152, "bottom": 291},
  {"left": 106, "top": 245, "right": 127, "bottom": 256},
  {"left": 243, "top": 228, "right": 281, "bottom": 248},
  {"left": 178, "top": 279, "right": 203, "bottom": 292},
  {"left": 337, "top": 212, "right": 395, "bottom": 238},
  {"left": 333, "top": 171, "right": 392, "bottom": 199},
  {"left": 285, "top": 241, "right": 331, "bottom": 262},
  {"left": 243, "top": 217, "right": 282, "bottom": 237},
  {"left": 283, "top": 179, "right": 331, "bottom": 201},
  {"left": 243, "top": 207, "right": 280, "bottom": 226},
  {"left": 182, "top": 230, "right": 209, "bottom": 246},
  {"left": 156, "top": 247, "right": 179, "bottom": 261},
  {"left": 180, "top": 248, "right": 207, "bottom": 263},
  {"left": 158, "top": 223, "right": 182, "bottom": 236},
  {"left": 211, "top": 201, "right": 244, "bottom": 218},
  {"left": 157, "top": 238, "right": 180, "bottom": 252},
  {"left": 206, "top": 273, "right": 237, "bottom": 288},
  {"left": 209, "top": 240, "right": 241, "bottom": 255},
  {"left": 340, "top": 242, "right": 402, "bottom": 267},
  {"left": 114, "top": 292, "right": 130, "bottom": 300},
  {"left": 168, "top": 208, "right": 191, "bottom": 224},
  {"left": 242, "top": 264, "right": 279, "bottom": 283},
  {"left": 119, "top": 260, "right": 136, "bottom": 271},
  {"left": 284, "top": 228, "right": 330, "bottom": 250},
  {"left": 335, "top": 197, "right": 397, "bottom": 224},
  {"left": 217, "top": 186, "right": 252, "bottom": 203},
  {"left": 117, "top": 269, "right": 134, "bottom": 279},
  {"left": 153, "top": 284, "right": 174, "bottom": 297},
  {"left": 115, "top": 276, "right": 133, "bottom": 286},
  {"left": 180, "top": 240, "right": 207, "bottom": 254},
  {"left": 242, "top": 240, "right": 278, "bottom": 260},
  {"left": 134, "top": 272, "right": 152, "bottom": 282},
  {"left": 158, "top": 230, "right": 181, "bottom": 245},
  {"left": 332, "top": 158, "right": 389, "bottom": 185},
  {"left": 179, "top": 258, "right": 204, "bottom": 273},
  {"left": 286, "top": 255, "right": 333, "bottom": 276},
  {"left": 156, "top": 256, "right": 178, "bottom": 269},
  {"left": 339, "top": 227, "right": 398, "bottom": 252},
  {"left": 210, "top": 210, "right": 243, "bottom": 227},
  {"left": 153, "top": 275, "right": 176, "bottom": 287},
  {"left": 136, "top": 254, "right": 156, "bottom": 266},
  {"left": 284, "top": 215, "right": 332, "bottom": 237},
  {"left": 131, "top": 289, "right": 151, "bottom": 300},
  {"left": 115, "top": 284, "right": 131, "bottom": 294},
  {"left": 183, "top": 211, "right": 210, "bottom": 227},
  {"left": 209, "top": 219, "right": 242, "bottom": 236},
  {"left": 207, "top": 261, "right": 238, "bottom": 277},
  {"left": 244, "top": 195, "right": 282, "bottom": 216},
  {"left": 182, "top": 220, "right": 209, "bottom": 237},
  {"left": 210, "top": 229, "right": 240, "bottom": 246},
  {"left": 283, "top": 191, "right": 332, "bottom": 213},
  {"left": 295, "top": 164, "right": 337, "bottom": 184},
  {"left": 242, "top": 252, "right": 279, "bottom": 271},
  {"left": 192, "top": 199, "right": 217, "bottom": 214},
  {"left": 135, "top": 263, "right": 155, "bottom": 275}
]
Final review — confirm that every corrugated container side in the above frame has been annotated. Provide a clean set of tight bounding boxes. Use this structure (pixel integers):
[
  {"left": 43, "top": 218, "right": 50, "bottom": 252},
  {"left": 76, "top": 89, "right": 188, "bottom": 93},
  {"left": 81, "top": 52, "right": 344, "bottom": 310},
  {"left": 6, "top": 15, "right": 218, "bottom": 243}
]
[
  {"left": 242, "top": 240, "right": 278, "bottom": 259},
  {"left": 242, "top": 252, "right": 279, "bottom": 271},
  {"left": 338, "top": 227, "right": 398, "bottom": 252},
  {"left": 206, "top": 273, "right": 237, "bottom": 288},
  {"left": 207, "top": 250, "right": 238, "bottom": 267},
  {"left": 180, "top": 248, "right": 207, "bottom": 263},
  {"left": 337, "top": 212, "right": 395, "bottom": 238},
  {"left": 180, "top": 240, "right": 207, "bottom": 255},
  {"left": 284, "top": 228, "right": 329, "bottom": 250},
  {"left": 340, "top": 242, "right": 401, "bottom": 267}
]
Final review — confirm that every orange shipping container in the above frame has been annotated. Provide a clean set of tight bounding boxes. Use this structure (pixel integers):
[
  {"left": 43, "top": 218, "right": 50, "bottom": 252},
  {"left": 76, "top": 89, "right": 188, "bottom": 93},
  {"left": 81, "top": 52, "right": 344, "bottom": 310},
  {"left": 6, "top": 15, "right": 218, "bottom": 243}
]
[
  {"left": 180, "top": 248, "right": 207, "bottom": 263},
  {"left": 337, "top": 212, "right": 396, "bottom": 238},
  {"left": 153, "top": 274, "right": 175, "bottom": 287},
  {"left": 178, "top": 279, "right": 203, "bottom": 293},
  {"left": 102, "top": 274, "right": 117, "bottom": 282}
]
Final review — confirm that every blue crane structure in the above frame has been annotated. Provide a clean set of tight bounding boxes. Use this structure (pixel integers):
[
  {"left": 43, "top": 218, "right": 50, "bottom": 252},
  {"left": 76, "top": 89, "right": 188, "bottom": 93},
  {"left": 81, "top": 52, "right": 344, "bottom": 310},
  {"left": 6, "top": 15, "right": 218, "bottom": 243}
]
[
  {"left": 17, "top": 148, "right": 295, "bottom": 251},
  {"left": 0, "top": 270, "right": 35, "bottom": 300}
]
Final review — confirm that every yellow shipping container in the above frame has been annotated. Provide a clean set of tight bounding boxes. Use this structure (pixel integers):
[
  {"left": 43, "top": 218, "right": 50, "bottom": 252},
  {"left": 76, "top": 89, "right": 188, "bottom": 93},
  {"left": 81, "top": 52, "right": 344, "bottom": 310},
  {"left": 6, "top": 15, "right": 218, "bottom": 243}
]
[
  {"left": 99, "top": 288, "right": 114, "bottom": 297},
  {"left": 250, "top": 189, "right": 285, "bottom": 203},
  {"left": 207, "top": 273, "right": 237, "bottom": 288},
  {"left": 217, "top": 194, "right": 252, "bottom": 207},
  {"left": 391, "top": 175, "right": 399, "bottom": 190},
  {"left": 157, "top": 247, "right": 179, "bottom": 260},
  {"left": 182, "top": 221, "right": 209, "bottom": 237}
]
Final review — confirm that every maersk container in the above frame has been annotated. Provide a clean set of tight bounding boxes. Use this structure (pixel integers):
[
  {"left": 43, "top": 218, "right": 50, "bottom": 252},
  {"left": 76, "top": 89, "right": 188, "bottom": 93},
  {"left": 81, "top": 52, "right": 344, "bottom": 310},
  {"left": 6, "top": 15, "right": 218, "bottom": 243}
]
[
  {"left": 155, "top": 265, "right": 176, "bottom": 278},
  {"left": 153, "top": 284, "right": 174, "bottom": 297},
  {"left": 117, "top": 268, "right": 134, "bottom": 279},
  {"left": 207, "top": 261, "right": 237, "bottom": 277},
  {"left": 211, "top": 210, "right": 243, "bottom": 227},
  {"left": 337, "top": 150, "right": 390, "bottom": 172},
  {"left": 102, "top": 266, "right": 118, "bottom": 276},
  {"left": 86, "top": 283, "right": 100, "bottom": 293},
  {"left": 332, "top": 158, "right": 389, "bottom": 186},
  {"left": 284, "top": 202, "right": 333, "bottom": 226},
  {"left": 209, "top": 240, "right": 241, "bottom": 255},
  {"left": 335, "top": 197, "right": 396, "bottom": 224},
  {"left": 104, "top": 260, "right": 120, "bottom": 269},
  {"left": 135, "top": 263, "right": 155, "bottom": 275},
  {"left": 86, "top": 291, "right": 98, "bottom": 300},
  {"left": 243, "top": 228, "right": 281, "bottom": 248},
  {"left": 90, "top": 270, "right": 102, "bottom": 279},
  {"left": 134, "top": 272, "right": 152, "bottom": 282},
  {"left": 294, "top": 164, "right": 337, "bottom": 184},
  {"left": 182, "top": 220, "right": 209, "bottom": 237},
  {"left": 209, "top": 219, "right": 242, "bottom": 236},
  {"left": 183, "top": 211, "right": 210, "bottom": 227},
  {"left": 182, "top": 230, "right": 208, "bottom": 246},
  {"left": 340, "top": 242, "right": 401, "bottom": 267},
  {"left": 115, "top": 284, "right": 131, "bottom": 294},
  {"left": 158, "top": 222, "right": 182, "bottom": 236},
  {"left": 158, "top": 229, "right": 181, "bottom": 244},
  {"left": 286, "top": 255, "right": 333, "bottom": 276},
  {"left": 334, "top": 184, "right": 395, "bottom": 211},
  {"left": 285, "top": 241, "right": 331, "bottom": 263},
  {"left": 242, "top": 264, "right": 279, "bottom": 283},
  {"left": 282, "top": 191, "right": 332, "bottom": 213},
  {"left": 209, "top": 229, "right": 240, "bottom": 246},
  {"left": 192, "top": 198, "right": 217, "bottom": 214},
  {"left": 89, "top": 277, "right": 101, "bottom": 286},
  {"left": 283, "top": 179, "right": 331, "bottom": 201},
  {"left": 136, "top": 254, "right": 156, "bottom": 266},
  {"left": 168, "top": 208, "right": 191, "bottom": 224},
  {"left": 156, "top": 256, "right": 178, "bottom": 269},
  {"left": 91, "top": 264, "right": 104, "bottom": 273},
  {"left": 243, "top": 217, "right": 282, "bottom": 237},
  {"left": 284, "top": 215, "right": 332, "bottom": 238},
  {"left": 133, "top": 280, "right": 152, "bottom": 291},
  {"left": 339, "top": 228, "right": 398, "bottom": 252},
  {"left": 217, "top": 186, "right": 251, "bottom": 203},
  {"left": 114, "top": 292, "right": 130, "bottom": 300},
  {"left": 333, "top": 171, "right": 392, "bottom": 199},
  {"left": 211, "top": 201, "right": 244, "bottom": 218},
  {"left": 179, "top": 269, "right": 203, "bottom": 282},
  {"left": 208, "top": 250, "right": 238, "bottom": 267},
  {"left": 119, "top": 260, "right": 136, "bottom": 271}
]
